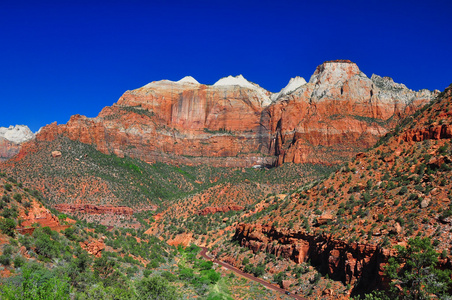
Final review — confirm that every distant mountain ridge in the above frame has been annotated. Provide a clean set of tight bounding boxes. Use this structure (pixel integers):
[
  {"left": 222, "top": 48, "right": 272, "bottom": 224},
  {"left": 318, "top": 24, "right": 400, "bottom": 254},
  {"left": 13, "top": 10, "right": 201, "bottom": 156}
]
[{"left": 11, "top": 60, "right": 438, "bottom": 167}]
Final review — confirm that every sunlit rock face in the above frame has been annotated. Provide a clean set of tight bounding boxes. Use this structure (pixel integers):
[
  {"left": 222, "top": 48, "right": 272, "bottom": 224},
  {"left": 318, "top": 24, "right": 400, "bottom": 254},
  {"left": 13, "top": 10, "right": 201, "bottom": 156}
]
[
  {"left": 268, "top": 60, "right": 437, "bottom": 165},
  {"left": 32, "top": 60, "right": 437, "bottom": 167},
  {"left": 36, "top": 76, "right": 275, "bottom": 167},
  {"left": 0, "top": 125, "right": 35, "bottom": 161}
]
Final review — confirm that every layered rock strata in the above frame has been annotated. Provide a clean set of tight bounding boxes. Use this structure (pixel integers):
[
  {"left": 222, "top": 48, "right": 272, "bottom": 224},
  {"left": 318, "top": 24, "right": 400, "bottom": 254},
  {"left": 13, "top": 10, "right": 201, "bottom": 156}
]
[
  {"left": 55, "top": 204, "right": 134, "bottom": 216},
  {"left": 27, "top": 61, "right": 436, "bottom": 167},
  {"left": 198, "top": 205, "right": 244, "bottom": 216},
  {"left": 269, "top": 60, "right": 436, "bottom": 165}
]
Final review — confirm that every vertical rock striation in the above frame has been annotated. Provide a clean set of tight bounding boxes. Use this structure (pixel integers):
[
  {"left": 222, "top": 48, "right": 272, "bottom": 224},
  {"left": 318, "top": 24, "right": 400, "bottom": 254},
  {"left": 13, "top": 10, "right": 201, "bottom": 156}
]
[{"left": 22, "top": 61, "right": 437, "bottom": 167}]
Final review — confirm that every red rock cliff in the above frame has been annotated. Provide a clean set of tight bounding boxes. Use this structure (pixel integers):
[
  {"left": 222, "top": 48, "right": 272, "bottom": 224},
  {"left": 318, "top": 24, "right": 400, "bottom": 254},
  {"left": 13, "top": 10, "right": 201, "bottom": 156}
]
[
  {"left": 32, "top": 62, "right": 436, "bottom": 167},
  {"left": 0, "top": 137, "right": 21, "bottom": 161},
  {"left": 268, "top": 61, "right": 436, "bottom": 165},
  {"left": 55, "top": 204, "right": 134, "bottom": 216},
  {"left": 234, "top": 223, "right": 392, "bottom": 293}
]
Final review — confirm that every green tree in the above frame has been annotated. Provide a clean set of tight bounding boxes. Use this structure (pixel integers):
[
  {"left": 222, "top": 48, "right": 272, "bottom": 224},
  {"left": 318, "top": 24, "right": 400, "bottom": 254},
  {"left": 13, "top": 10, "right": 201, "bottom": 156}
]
[
  {"left": 0, "top": 267, "right": 70, "bottom": 300},
  {"left": 0, "top": 218, "right": 16, "bottom": 237},
  {"left": 135, "top": 276, "right": 178, "bottom": 300},
  {"left": 273, "top": 271, "right": 287, "bottom": 287},
  {"left": 33, "top": 227, "right": 60, "bottom": 259},
  {"left": 385, "top": 237, "right": 452, "bottom": 299}
]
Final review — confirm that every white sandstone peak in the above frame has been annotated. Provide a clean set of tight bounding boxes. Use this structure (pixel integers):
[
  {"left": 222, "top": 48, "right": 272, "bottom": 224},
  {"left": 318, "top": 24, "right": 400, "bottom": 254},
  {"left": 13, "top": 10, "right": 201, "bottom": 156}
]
[
  {"left": 213, "top": 75, "right": 272, "bottom": 106},
  {"left": 0, "top": 125, "right": 35, "bottom": 144},
  {"left": 281, "top": 76, "right": 307, "bottom": 95},
  {"left": 271, "top": 76, "right": 307, "bottom": 101},
  {"left": 177, "top": 76, "right": 200, "bottom": 85},
  {"left": 213, "top": 75, "right": 256, "bottom": 89}
]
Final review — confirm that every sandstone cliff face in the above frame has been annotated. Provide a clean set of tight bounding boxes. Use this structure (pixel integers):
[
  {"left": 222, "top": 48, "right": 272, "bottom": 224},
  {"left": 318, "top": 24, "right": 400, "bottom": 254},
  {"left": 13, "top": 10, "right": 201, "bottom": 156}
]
[
  {"left": 0, "top": 125, "right": 35, "bottom": 161},
  {"left": 36, "top": 79, "right": 274, "bottom": 168},
  {"left": 32, "top": 61, "right": 436, "bottom": 167},
  {"left": 0, "top": 137, "right": 21, "bottom": 161},
  {"left": 234, "top": 223, "right": 392, "bottom": 293},
  {"left": 269, "top": 60, "right": 437, "bottom": 165}
]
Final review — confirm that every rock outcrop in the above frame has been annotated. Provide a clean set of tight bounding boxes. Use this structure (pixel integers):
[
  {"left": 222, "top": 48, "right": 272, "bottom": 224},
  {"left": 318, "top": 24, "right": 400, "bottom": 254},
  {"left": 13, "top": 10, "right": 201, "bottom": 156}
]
[
  {"left": 28, "top": 61, "right": 436, "bottom": 167},
  {"left": 269, "top": 60, "right": 437, "bottom": 165},
  {"left": 19, "top": 201, "right": 61, "bottom": 228},
  {"left": 234, "top": 223, "right": 392, "bottom": 293},
  {"left": 55, "top": 204, "right": 134, "bottom": 216},
  {"left": 16, "top": 199, "right": 71, "bottom": 235},
  {"left": 399, "top": 124, "right": 452, "bottom": 143},
  {"left": 167, "top": 232, "right": 193, "bottom": 247},
  {"left": 80, "top": 237, "right": 106, "bottom": 257}
]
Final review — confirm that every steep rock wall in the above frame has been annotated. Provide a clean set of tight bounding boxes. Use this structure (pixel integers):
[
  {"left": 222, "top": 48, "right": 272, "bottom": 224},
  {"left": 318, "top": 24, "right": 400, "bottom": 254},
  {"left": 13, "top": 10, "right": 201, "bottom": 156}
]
[
  {"left": 28, "top": 61, "right": 436, "bottom": 167},
  {"left": 269, "top": 60, "right": 436, "bottom": 165},
  {"left": 234, "top": 223, "right": 392, "bottom": 293}
]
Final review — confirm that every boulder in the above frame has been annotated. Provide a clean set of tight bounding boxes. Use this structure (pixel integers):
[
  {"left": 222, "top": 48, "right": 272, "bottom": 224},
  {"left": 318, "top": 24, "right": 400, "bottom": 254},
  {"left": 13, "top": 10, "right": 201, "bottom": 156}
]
[
  {"left": 420, "top": 198, "right": 430, "bottom": 208},
  {"left": 317, "top": 213, "right": 334, "bottom": 225},
  {"left": 51, "top": 150, "right": 62, "bottom": 158}
]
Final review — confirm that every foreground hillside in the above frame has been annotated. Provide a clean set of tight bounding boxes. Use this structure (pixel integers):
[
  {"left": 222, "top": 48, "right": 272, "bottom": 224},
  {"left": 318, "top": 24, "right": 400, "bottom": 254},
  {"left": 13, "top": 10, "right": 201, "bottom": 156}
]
[{"left": 0, "top": 174, "right": 293, "bottom": 299}]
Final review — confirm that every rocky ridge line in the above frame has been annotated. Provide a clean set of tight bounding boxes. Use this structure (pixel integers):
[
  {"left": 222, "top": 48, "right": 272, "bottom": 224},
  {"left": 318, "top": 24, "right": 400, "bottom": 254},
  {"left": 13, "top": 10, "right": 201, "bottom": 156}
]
[{"left": 15, "top": 61, "right": 438, "bottom": 168}]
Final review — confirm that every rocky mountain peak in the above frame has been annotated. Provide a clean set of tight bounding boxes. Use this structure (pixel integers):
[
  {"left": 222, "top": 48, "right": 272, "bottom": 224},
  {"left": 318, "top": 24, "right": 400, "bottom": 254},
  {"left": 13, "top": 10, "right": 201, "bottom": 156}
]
[
  {"left": 271, "top": 76, "right": 307, "bottom": 101},
  {"left": 370, "top": 74, "right": 408, "bottom": 91},
  {"left": 213, "top": 75, "right": 256, "bottom": 89},
  {"left": 176, "top": 76, "right": 200, "bottom": 85},
  {"left": 0, "top": 125, "right": 35, "bottom": 144},
  {"left": 213, "top": 75, "right": 272, "bottom": 106},
  {"left": 309, "top": 59, "right": 363, "bottom": 85},
  {"left": 13, "top": 60, "right": 438, "bottom": 168}
]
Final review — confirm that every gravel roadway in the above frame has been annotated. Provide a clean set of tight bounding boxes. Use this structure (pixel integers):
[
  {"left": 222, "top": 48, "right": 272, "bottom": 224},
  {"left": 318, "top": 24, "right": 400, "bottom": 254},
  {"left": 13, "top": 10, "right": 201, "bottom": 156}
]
[{"left": 200, "top": 247, "right": 305, "bottom": 299}]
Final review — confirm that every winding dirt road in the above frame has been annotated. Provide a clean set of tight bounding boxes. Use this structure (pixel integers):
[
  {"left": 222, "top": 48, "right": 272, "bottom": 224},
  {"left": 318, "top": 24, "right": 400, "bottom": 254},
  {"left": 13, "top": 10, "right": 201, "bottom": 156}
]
[{"left": 200, "top": 247, "right": 304, "bottom": 299}]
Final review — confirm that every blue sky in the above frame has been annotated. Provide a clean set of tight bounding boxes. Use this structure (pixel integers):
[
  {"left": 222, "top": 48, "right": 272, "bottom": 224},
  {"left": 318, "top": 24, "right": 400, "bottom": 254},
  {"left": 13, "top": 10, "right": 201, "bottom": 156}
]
[{"left": 1, "top": 0, "right": 451, "bottom": 132}]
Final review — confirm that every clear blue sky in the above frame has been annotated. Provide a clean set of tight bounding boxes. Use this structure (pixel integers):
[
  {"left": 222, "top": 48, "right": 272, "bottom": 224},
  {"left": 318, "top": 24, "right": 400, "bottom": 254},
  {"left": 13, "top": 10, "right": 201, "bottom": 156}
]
[{"left": 1, "top": 0, "right": 451, "bottom": 132}]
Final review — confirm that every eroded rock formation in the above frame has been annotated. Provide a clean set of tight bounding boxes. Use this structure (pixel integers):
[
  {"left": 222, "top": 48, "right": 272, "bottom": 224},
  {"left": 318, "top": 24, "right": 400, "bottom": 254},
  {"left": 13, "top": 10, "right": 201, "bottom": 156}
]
[
  {"left": 24, "top": 61, "right": 436, "bottom": 167},
  {"left": 80, "top": 237, "right": 106, "bottom": 257},
  {"left": 234, "top": 223, "right": 392, "bottom": 293},
  {"left": 198, "top": 205, "right": 244, "bottom": 216},
  {"left": 399, "top": 124, "right": 452, "bottom": 143},
  {"left": 55, "top": 204, "right": 134, "bottom": 216},
  {"left": 269, "top": 60, "right": 437, "bottom": 165},
  {"left": 0, "top": 137, "right": 21, "bottom": 161}
]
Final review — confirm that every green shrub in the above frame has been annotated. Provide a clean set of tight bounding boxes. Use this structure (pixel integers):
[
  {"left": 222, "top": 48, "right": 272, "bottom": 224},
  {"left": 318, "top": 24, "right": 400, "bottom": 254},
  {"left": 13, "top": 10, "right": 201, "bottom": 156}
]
[
  {"left": 4, "top": 183, "right": 12, "bottom": 191},
  {"left": 0, "top": 254, "right": 11, "bottom": 266},
  {"left": 136, "top": 276, "right": 178, "bottom": 300},
  {"left": 273, "top": 271, "right": 287, "bottom": 287},
  {"left": 13, "top": 193, "right": 22, "bottom": 202},
  {"left": 13, "top": 255, "right": 26, "bottom": 268},
  {"left": 398, "top": 186, "right": 408, "bottom": 195},
  {"left": 0, "top": 218, "right": 16, "bottom": 237}
]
